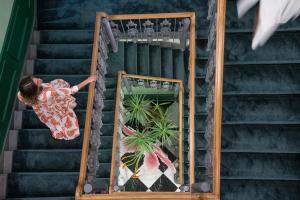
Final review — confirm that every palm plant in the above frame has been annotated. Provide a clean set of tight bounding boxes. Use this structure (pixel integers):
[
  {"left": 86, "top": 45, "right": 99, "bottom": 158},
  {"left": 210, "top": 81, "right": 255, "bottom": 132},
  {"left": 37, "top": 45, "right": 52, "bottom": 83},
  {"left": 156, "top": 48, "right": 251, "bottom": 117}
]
[
  {"left": 123, "top": 130, "right": 155, "bottom": 173},
  {"left": 121, "top": 93, "right": 179, "bottom": 175},
  {"left": 124, "top": 130, "right": 155, "bottom": 153},
  {"left": 150, "top": 112, "right": 178, "bottom": 146},
  {"left": 124, "top": 94, "right": 152, "bottom": 127}
]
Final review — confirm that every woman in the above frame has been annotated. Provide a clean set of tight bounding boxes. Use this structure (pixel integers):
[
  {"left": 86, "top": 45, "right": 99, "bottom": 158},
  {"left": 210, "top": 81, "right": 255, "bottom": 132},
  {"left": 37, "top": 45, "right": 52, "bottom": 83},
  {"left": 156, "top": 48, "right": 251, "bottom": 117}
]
[{"left": 18, "top": 75, "right": 96, "bottom": 140}]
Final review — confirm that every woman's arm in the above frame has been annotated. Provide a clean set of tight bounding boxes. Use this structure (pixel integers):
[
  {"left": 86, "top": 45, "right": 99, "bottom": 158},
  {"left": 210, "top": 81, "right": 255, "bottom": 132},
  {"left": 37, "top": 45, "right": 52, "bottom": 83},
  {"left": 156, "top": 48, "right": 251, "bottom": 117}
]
[
  {"left": 52, "top": 76, "right": 96, "bottom": 96},
  {"left": 76, "top": 75, "right": 97, "bottom": 91}
]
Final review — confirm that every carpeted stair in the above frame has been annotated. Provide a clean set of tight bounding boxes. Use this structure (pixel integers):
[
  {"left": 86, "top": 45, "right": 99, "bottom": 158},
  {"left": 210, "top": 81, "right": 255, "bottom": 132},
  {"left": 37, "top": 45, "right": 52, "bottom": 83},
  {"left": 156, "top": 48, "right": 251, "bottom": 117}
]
[{"left": 220, "top": 3, "right": 300, "bottom": 200}]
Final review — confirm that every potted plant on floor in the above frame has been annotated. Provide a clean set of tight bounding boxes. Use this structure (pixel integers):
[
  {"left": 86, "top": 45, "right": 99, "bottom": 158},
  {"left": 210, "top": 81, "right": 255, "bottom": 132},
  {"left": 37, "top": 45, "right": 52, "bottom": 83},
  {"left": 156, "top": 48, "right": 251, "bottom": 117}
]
[{"left": 121, "top": 94, "right": 178, "bottom": 177}]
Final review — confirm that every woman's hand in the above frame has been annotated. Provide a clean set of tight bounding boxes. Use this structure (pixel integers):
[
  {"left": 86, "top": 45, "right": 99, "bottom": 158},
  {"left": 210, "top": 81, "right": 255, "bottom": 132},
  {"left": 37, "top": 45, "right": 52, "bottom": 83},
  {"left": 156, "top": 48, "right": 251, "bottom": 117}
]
[
  {"left": 76, "top": 75, "right": 97, "bottom": 91},
  {"left": 86, "top": 75, "right": 97, "bottom": 83}
]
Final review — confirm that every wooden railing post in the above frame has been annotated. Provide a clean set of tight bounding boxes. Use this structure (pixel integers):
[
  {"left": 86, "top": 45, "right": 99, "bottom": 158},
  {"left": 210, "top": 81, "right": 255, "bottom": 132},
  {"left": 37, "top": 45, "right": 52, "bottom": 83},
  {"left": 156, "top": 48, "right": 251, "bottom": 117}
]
[{"left": 212, "top": 0, "right": 226, "bottom": 198}]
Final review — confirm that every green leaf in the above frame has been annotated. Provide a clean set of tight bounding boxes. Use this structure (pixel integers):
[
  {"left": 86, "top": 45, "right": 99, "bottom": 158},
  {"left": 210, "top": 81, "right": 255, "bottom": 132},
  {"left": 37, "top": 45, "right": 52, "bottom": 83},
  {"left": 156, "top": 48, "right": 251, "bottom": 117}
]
[{"left": 124, "top": 94, "right": 153, "bottom": 127}]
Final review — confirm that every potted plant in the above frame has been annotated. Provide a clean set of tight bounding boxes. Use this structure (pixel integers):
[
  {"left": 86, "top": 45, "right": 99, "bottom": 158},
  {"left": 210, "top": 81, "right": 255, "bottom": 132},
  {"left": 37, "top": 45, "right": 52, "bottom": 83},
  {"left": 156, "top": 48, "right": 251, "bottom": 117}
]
[{"left": 121, "top": 94, "right": 178, "bottom": 177}]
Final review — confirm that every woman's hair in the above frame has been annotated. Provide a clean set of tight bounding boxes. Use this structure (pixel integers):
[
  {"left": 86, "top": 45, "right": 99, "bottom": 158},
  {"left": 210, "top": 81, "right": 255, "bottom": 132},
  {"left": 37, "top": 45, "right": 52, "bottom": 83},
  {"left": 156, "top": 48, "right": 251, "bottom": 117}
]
[{"left": 19, "top": 76, "right": 42, "bottom": 103}]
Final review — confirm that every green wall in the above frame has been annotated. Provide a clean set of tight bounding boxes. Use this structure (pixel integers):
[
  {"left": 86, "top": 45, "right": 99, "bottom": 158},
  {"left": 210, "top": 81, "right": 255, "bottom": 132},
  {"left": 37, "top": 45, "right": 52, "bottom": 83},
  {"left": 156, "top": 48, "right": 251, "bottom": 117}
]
[
  {"left": 0, "top": 0, "right": 14, "bottom": 52},
  {"left": 0, "top": 0, "right": 35, "bottom": 153}
]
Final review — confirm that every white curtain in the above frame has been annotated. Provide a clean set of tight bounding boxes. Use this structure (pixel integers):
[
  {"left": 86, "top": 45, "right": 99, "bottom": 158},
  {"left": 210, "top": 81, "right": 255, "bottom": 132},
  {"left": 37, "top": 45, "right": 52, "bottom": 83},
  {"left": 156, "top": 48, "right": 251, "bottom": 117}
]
[{"left": 237, "top": 0, "right": 300, "bottom": 50}]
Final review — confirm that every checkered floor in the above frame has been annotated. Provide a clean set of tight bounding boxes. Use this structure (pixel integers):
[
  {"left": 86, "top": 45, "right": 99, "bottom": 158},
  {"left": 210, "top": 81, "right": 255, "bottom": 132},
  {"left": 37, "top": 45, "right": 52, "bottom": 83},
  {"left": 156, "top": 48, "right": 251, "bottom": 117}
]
[{"left": 117, "top": 145, "right": 181, "bottom": 192}]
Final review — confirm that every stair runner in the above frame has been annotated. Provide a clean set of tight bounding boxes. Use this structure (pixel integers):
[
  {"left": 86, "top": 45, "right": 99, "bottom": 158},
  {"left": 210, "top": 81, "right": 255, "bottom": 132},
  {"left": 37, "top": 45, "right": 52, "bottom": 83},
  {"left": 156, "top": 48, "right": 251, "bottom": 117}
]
[{"left": 5, "top": 0, "right": 300, "bottom": 199}]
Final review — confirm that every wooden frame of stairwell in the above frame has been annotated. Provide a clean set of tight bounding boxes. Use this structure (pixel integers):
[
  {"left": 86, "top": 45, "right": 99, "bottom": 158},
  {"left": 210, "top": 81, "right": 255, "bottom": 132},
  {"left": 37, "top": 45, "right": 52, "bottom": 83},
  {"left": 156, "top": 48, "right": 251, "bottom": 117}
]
[{"left": 76, "top": 8, "right": 226, "bottom": 200}]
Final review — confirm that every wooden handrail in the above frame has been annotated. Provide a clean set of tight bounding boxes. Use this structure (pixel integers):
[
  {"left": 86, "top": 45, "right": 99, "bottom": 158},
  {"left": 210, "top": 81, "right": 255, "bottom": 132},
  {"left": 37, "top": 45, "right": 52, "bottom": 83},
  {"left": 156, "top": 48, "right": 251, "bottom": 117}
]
[
  {"left": 75, "top": 192, "right": 219, "bottom": 200},
  {"left": 212, "top": 0, "right": 226, "bottom": 197},
  {"left": 179, "top": 81, "right": 184, "bottom": 184},
  {"left": 108, "top": 12, "right": 195, "bottom": 20},
  {"left": 109, "top": 70, "right": 124, "bottom": 193},
  {"left": 123, "top": 74, "right": 183, "bottom": 83},
  {"left": 75, "top": 12, "right": 108, "bottom": 199},
  {"left": 188, "top": 12, "right": 196, "bottom": 185}
]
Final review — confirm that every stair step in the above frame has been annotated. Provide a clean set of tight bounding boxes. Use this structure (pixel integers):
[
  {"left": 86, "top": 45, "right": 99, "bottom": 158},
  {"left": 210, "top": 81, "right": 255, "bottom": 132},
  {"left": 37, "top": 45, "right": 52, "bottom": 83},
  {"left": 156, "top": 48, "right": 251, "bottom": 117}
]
[
  {"left": 185, "top": 95, "right": 206, "bottom": 114},
  {"left": 195, "top": 59, "right": 206, "bottom": 77},
  {"left": 185, "top": 115, "right": 206, "bottom": 132},
  {"left": 40, "top": 30, "right": 93, "bottom": 44},
  {"left": 37, "top": 44, "right": 92, "bottom": 59},
  {"left": 22, "top": 110, "right": 114, "bottom": 129},
  {"left": 223, "top": 63, "right": 300, "bottom": 93},
  {"left": 195, "top": 77, "right": 206, "bottom": 95},
  {"left": 17, "top": 129, "right": 114, "bottom": 149},
  {"left": 184, "top": 132, "right": 205, "bottom": 149},
  {"left": 18, "top": 126, "right": 113, "bottom": 149},
  {"left": 223, "top": 32, "right": 300, "bottom": 63},
  {"left": 34, "top": 59, "right": 91, "bottom": 75},
  {"left": 12, "top": 149, "right": 111, "bottom": 174},
  {"left": 225, "top": 59, "right": 300, "bottom": 66},
  {"left": 223, "top": 121, "right": 300, "bottom": 125},
  {"left": 221, "top": 152, "right": 300, "bottom": 179},
  {"left": 223, "top": 91, "right": 300, "bottom": 96},
  {"left": 103, "top": 88, "right": 116, "bottom": 100},
  {"left": 184, "top": 166, "right": 206, "bottom": 183},
  {"left": 17, "top": 129, "right": 83, "bottom": 149},
  {"left": 196, "top": 32, "right": 300, "bottom": 61},
  {"left": 222, "top": 125, "right": 300, "bottom": 153},
  {"left": 6, "top": 172, "right": 108, "bottom": 198},
  {"left": 223, "top": 96, "right": 300, "bottom": 122},
  {"left": 220, "top": 179, "right": 300, "bottom": 200},
  {"left": 106, "top": 42, "right": 125, "bottom": 77},
  {"left": 184, "top": 150, "right": 205, "bottom": 167},
  {"left": 221, "top": 176, "right": 300, "bottom": 181},
  {"left": 6, "top": 196, "right": 74, "bottom": 200},
  {"left": 186, "top": 148, "right": 300, "bottom": 154}
]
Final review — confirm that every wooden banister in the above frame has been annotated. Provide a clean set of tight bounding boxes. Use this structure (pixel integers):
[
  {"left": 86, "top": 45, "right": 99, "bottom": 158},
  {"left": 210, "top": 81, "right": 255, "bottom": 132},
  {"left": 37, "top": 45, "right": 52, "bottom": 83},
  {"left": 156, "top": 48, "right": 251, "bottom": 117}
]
[
  {"left": 212, "top": 0, "right": 226, "bottom": 197},
  {"left": 188, "top": 12, "right": 196, "bottom": 185},
  {"left": 75, "top": 12, "right": 108, "bottom": 199},
  {"left": 108, "top": 12, "right": 195, "bottom": 20},
  {"left": 108, "top": 70, "right": 123, "bottom": 193}
]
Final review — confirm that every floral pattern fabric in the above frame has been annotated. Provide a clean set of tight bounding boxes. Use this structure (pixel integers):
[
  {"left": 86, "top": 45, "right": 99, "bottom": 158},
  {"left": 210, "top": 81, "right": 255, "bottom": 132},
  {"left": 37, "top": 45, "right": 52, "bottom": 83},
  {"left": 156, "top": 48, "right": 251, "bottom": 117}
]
[{"left": 18, "top": 79, "right": 80, "bottom": 140}]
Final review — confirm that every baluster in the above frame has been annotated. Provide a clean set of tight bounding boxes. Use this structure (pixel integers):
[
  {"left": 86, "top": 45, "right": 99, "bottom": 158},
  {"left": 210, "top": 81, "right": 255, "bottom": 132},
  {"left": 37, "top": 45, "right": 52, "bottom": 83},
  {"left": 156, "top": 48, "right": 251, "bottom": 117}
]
[
  {"left": 143, "top": 19, "right": 155, "bottom": 43},
  {"left": 126, "top": 20, "right": 138, "bottom": 43},
  {"left": 160, "top": 19, "right": 172, "bottom": 41}
]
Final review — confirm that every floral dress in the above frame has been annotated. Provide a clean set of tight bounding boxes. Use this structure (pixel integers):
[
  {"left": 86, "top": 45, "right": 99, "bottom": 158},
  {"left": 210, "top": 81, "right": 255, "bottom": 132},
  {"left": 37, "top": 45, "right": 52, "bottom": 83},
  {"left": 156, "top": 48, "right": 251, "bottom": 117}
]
[{"left": 18, "top": 79, "right": 80, "bottom": 140}]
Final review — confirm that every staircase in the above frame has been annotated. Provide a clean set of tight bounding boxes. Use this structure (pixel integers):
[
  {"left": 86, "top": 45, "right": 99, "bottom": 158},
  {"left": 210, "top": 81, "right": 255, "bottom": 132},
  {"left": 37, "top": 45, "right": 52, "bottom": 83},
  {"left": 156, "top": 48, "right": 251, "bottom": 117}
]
[
  {"left": 220, "top": 3, "right": 300, "bottom": 200},
  {"left": 3, "top": 0, "right": 300, "bottom": 199}
]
